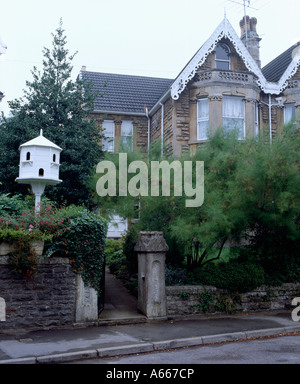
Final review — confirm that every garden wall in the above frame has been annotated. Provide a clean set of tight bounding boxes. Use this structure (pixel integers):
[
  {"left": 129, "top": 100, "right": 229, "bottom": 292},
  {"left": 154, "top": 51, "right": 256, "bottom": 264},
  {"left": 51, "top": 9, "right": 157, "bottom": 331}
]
[
  {"left": 166, "top": 283, "right": 300, "bottom": 317},
  {"left": 0, "top": 255, "right": 79, "bottom": 330}
]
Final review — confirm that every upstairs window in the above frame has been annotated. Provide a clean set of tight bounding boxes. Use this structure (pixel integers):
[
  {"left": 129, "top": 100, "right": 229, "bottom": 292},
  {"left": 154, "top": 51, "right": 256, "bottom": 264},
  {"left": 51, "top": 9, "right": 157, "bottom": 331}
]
[
  {"left": 284, "top": 104, "right": 296, "bottom": 125},
  {"left": 223, "top": 96, "right": 245, "bottom": 139},
  {"left": 121, "top": 121, "right": 133, "bottom": 152},
  {"left": 102, "top": 120, "right": 115, "bottom": 152},
  {"left": 197, "top": 99, "right": 209, "bottom": 140},
  {"left": 215, "top": 43, "right": 231, "bottom": 70}
]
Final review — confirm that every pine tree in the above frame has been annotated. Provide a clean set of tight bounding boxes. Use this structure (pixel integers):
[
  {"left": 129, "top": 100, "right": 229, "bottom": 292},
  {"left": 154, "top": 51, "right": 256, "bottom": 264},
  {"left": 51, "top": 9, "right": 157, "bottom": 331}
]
[{"left": 0, "top": 19, "right": 103, "bottom": 207}]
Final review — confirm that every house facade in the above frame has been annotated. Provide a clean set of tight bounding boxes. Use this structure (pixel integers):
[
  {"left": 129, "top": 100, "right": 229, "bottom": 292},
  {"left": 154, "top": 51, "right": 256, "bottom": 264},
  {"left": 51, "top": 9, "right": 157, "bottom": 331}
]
[{"left": 82, "top": 15, "right": 300, "bottom": 159}]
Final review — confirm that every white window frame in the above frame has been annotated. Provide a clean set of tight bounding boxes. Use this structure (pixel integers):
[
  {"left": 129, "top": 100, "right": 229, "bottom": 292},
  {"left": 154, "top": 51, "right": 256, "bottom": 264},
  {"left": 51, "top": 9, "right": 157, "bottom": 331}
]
[
  {"left": 223, "top": 96, "right": 245, "bottom": 140},
  {"left": 121, "top": 120, "right": 133, "bottom": 152},
  {"left": 215, "top": 43, "right": 231, "bottom": 70},
  {"left": 197, "top": 98, "right": 209, "bottom": 141},
  {"left": 284, "top": 104, "right": 296, "bottom": 125},
  {"left": 102, "top": 120, "right": 115, "bottom": 152}
]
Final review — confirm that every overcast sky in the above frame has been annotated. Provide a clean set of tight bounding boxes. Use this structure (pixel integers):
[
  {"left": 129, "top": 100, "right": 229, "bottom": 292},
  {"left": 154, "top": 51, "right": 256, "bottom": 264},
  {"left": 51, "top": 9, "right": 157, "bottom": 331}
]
[{"left": 0, "top": 0, "right": 299, "bottom": 116}]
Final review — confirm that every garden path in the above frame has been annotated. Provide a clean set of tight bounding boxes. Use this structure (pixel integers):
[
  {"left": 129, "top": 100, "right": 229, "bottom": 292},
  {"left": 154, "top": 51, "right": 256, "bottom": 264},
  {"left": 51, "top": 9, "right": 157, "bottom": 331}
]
[{"left": 98, "top": 268, "right": 145, "bottom": 322}]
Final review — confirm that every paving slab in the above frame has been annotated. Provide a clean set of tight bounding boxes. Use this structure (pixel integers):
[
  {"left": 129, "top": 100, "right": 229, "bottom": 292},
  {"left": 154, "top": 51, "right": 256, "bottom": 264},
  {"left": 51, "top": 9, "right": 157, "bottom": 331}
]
[{"left": 0, "top": 311, "right": 300, "bottom": 364}]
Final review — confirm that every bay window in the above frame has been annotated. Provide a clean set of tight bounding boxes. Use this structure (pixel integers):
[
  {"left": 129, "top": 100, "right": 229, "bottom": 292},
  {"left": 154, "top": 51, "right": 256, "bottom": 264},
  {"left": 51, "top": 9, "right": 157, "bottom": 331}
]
[{"left": 223, "top": 96, "right": 245, "bottom": 139}]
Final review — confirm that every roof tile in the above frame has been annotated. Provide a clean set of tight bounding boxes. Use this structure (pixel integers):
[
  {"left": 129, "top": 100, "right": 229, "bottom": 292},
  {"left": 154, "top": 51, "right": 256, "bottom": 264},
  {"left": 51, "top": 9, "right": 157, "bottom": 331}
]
[
  {"left": 262, "top": 41, "right": 300, "bottom": 83},
  {"left": 82, "top": 71, "right": 173, "bottom": 114}
]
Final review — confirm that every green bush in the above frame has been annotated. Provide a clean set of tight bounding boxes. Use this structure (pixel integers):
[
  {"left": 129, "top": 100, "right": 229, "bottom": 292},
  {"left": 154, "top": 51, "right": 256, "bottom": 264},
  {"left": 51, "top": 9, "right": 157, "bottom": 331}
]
[
  {"left": 107, "top": 250, "right": 126, "bottom": 275},
  {"left": 165, "top": 264, "right": 188, "bottom": 286},
  {"left": 105, "top": 239, "right": 125, "bottom": 274},
  {"left": 190, "top": 259, "right": 265, "bottom": 293},
  {"left": 123, "top": 225, "right": 139, "bottom": 274},
  {"left": 0, "top": 193, "right": 28, "bottom": 215}
]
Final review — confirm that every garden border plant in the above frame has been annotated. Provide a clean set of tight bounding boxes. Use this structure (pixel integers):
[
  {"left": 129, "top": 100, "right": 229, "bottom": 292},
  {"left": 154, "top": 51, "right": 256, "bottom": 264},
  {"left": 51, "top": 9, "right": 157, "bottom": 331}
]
[{"left": 0, "top": 196, "right": 107, "bottom": 293}]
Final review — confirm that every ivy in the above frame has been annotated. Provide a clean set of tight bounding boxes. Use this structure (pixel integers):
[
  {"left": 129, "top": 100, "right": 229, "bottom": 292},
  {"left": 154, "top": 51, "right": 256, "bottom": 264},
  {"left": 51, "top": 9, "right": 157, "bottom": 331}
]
[{"left": 45, "top": 208, "right": 107, "bottom": 295}]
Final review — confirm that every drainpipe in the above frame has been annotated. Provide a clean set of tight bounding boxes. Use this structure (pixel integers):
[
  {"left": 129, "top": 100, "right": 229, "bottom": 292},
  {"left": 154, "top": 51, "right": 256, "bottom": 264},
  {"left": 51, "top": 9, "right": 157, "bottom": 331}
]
[
  {"left": 269, "top": 94, "right": 272, "bottom": 144},
  {"left": 145, "top": 107, "right": 150, "bottom": 163},
  {"left": 261, "top": 96, "right": 273, "bottom": 144},
  {"left": 160, "top": 102, "right": 164, "bottom": 158}
]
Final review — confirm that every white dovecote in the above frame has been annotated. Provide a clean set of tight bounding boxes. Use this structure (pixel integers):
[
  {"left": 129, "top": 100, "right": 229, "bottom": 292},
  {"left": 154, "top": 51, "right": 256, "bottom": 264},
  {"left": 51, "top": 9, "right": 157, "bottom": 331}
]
[{"left": 15, "top": 130, "right": 62, "bottom": 212}]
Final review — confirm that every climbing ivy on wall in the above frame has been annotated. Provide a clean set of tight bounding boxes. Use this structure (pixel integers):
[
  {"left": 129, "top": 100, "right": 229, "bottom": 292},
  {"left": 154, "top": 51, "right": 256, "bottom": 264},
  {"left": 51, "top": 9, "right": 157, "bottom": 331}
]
[{"left": 45, "top": 207, "right": 107, "bottom": 295}]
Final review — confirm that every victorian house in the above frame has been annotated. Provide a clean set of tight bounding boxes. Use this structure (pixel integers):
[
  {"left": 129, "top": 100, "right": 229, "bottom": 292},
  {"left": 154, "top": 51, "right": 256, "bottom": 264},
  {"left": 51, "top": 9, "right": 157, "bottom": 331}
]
[
  {"left": 82, "top": 15, "right": 300, "bottom": 159},
  {"left": 82, "top": 15, "right": 300, "bottom": 237}
]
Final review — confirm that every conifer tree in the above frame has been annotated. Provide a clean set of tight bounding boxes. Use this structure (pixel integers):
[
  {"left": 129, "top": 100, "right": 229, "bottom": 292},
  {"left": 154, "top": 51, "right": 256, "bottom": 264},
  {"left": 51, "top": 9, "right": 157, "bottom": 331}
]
[{"left": 0, "top": 19, "right": 102, "bottom": 207}]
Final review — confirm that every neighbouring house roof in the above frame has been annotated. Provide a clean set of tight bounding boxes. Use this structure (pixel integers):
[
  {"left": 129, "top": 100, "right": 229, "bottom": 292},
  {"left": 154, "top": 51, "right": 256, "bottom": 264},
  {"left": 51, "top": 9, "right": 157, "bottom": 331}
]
[
  {"left": 82, "top": 71, "right": 173, "bottom": 115},
  {"left": 262, "top": 41, "right": 300, "bottom": 83}
]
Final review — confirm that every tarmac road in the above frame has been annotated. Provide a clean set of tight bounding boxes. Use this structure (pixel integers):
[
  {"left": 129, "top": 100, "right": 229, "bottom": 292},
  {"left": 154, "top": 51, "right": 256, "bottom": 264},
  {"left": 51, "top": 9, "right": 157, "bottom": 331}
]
[{"left": 74, "top": 334, "right": 300, "bottom": 365}]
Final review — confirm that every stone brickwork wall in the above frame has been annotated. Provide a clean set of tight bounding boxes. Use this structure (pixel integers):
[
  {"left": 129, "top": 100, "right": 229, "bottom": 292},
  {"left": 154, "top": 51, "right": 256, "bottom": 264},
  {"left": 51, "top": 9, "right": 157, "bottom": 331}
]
[
  {"left": 166, "top": 283, "right": 300, "bottom": 317},
  {"left": 150, "top": 108, "right": 162, "bottom": 144},
  {"left": 0, "top": 256, "right": 77, "bottom": 330},
  {"left": 91, "top": 113, "right": 149, "bottom": 152}
]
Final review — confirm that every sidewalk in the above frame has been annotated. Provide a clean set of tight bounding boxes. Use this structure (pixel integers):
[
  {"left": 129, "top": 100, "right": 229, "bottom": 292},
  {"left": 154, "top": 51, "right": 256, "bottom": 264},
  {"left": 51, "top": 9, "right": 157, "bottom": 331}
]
[
  {"left": 1, "top": 271, "right": 300, "bottom": 364},
  {"left": 1, "top": 311, "right": 300, "bottom": 364}
]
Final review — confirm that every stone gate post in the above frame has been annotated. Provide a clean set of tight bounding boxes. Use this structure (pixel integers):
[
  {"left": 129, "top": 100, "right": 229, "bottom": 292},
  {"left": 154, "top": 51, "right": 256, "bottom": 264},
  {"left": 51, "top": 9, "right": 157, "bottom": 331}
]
[{"left": 134, "top": 231, "right": 168, "bottom": 320}]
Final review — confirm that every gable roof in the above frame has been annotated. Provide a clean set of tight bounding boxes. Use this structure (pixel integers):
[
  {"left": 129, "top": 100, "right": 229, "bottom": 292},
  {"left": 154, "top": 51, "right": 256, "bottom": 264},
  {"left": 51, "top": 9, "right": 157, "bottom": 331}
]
[
  {"left": 171, "top": 16, "right": 263, "bottom": 99},
  {"left": 170, "top": 16, "right": 300, "bottom": 98},
  {"left": 262, "top": 41, "right": 300, "bottom": 83},
  {"left": 82, "top": 71, "right": 173, "bottom": 115}
]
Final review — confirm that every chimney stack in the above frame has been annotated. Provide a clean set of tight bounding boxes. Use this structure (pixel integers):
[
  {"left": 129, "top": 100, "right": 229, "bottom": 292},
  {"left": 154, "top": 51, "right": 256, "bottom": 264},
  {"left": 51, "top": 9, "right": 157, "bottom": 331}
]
[{"left": 240, "top": 16, "right": 261, "bottom": 68}]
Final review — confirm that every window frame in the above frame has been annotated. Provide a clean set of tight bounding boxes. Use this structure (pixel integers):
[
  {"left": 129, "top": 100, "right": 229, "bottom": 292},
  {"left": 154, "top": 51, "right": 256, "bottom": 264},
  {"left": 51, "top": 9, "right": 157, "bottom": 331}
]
[
  {"left": 121, "top": 120, "right": 133, "bottom": 152},
  {"left": 102, "top": 120, "right": 115, "bottom": 152},
  {"left": 222, "top": 96, "right": 245, "bottom": 140},
  {"left": 284, "top": 103, "right": 296, "bottom": 126},
  {"left": 197, "top": 98, "right": 209, "bottom": 141},
  {"left": 215, "top": 43, "right": 231, "bottom": 70}
]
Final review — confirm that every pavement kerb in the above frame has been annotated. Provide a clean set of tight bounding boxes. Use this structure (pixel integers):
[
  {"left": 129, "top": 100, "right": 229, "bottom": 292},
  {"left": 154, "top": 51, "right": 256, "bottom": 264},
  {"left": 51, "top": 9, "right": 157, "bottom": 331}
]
[
  {"left": 1, "top": 324, "right": 300, "bottom": 364},
  {"left": 37, "top": 350, "right": 98, "bottom": 364},
  {"left": 97, "top": 342, "right": 154, "bottom": 358}
]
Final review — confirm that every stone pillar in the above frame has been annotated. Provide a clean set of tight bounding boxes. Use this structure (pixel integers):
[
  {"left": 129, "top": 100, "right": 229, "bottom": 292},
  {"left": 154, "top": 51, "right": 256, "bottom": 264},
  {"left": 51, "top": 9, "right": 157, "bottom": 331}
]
[
  {"left": 134, "top": 232, "right": 169, "bottom": 320},
  {"left": 75, "top": 275, "right": 98, "bottom": 323}
]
